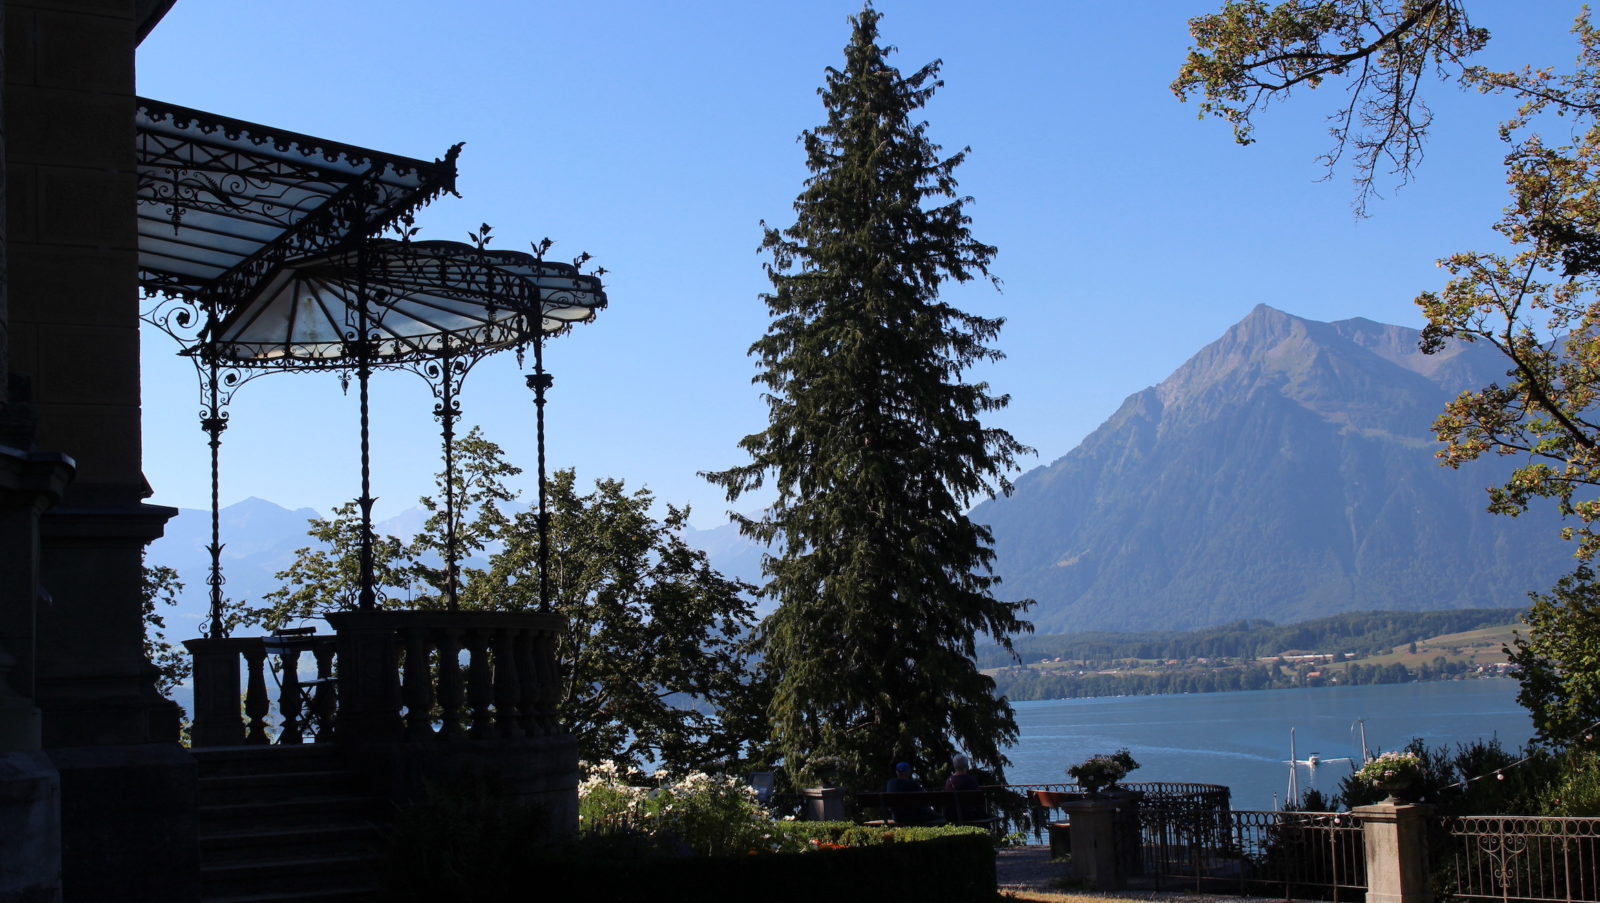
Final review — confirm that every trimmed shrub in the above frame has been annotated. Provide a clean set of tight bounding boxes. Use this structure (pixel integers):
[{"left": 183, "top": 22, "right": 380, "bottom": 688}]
[{"left": 544, "top": 831, "right": 996, "bottom": 903}]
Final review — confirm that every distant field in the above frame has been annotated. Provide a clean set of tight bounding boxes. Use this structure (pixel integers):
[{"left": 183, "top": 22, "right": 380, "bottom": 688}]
[{"left": 1354, "top": 623, "right": 1520, "bottom": 669}]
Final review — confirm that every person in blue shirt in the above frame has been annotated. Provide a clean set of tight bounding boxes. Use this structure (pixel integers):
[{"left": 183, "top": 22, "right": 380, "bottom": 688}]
[
  {"left": 885, "top": 761, "right": 938, "bottom": 824},
  {"left": 886, "top": 761, "right": 924, "bottom": 793}
]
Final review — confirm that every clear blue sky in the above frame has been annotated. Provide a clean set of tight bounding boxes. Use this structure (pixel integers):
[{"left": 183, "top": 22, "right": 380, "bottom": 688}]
[{"left": 135, "top": 1, "right": 1587, "bottom": 528}]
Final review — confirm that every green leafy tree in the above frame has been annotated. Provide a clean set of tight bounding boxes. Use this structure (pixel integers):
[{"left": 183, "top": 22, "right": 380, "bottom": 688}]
[
  {"left": 257, "top": 500, "right": 414, "bottom": 628},
  {"left": 1172, "top": 0, "right": 1487, "bottom": 213},
  {"left": 406, "top": 426, "right": 520, "bottom": 609},
  {"left": 1509, "top": 566, "right": 1600, "bottom": 746},
  {"left": 256, "top": 435, "right": 764, "bottom": 773},
  {"left": 141, "top": 554, "right": 192, "bottom": 705},
  {"left": 704, "top": 6, "right": 1033, "bottom": 792},
  {"left": 480, "top": 469, "right": 764, "bottom": 773}
]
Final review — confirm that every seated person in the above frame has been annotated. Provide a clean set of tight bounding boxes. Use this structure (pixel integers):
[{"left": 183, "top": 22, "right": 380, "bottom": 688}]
[
  {"left": 943, "top": 754, "right": 983, "bottom": 822},
  {"left": 885, "top": 762, "right": 941, "bottom": 824}
]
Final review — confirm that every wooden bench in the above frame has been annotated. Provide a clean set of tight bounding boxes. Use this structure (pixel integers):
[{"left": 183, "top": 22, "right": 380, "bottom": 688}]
[{"left": 853, "top": 789, "right": 997, "bottom": 830}]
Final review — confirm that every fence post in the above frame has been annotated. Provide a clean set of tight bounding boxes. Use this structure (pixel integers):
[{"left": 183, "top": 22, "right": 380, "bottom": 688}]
[
  {"left": 1354, "top": 801, "right": 1433, "bottom": 903},
  {"left": 1063, "top": 797, "right": 1125, "bottom": 890}
]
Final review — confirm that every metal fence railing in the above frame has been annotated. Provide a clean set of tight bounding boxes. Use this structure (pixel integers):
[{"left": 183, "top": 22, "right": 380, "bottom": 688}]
[
  {"left": 1138, "top": 808, "right": 1367, "bottom": 901},
  {"left": 1443, "top": 816, "right": 1600, "bottom": 903}
]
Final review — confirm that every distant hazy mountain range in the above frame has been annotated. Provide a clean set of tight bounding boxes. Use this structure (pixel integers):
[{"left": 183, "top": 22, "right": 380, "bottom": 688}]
[
  {"left": 145, "top": 498, "right": 769, "bottom": 639},
  {"left": 147, "top": 304, "right": 1575, "bottom": 639},
  {"left": 971, "top": 304, "right": 1573, "bottom": 633}
]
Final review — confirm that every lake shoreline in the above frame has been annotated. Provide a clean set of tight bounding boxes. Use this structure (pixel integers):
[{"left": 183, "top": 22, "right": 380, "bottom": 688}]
[{"left": 1005, "top": 680, "right": 1532, "bottom": 811}]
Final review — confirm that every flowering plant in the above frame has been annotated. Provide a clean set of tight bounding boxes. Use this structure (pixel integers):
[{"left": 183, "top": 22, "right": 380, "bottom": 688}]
[
  {"left": 1355, "top": 751, "right": 1424, "bottom": 794},
  {"left": 578, "top": 761, "right": 773, "bottom": 857},
  {"left": 1068, "top": 749, "right": 1140, "bottom": 795}
]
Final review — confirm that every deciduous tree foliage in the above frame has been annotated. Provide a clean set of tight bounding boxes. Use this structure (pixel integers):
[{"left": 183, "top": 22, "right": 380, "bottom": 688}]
[
  {"left": 257, "top": 434, "right": 762, "bottom": 773},
  {"left": 1510, "top": 567, "right": 1600, "bottom": 746},
  {"left": 141, "top": 555, "right": 191, "bottom": 706},
  {"left": 1418, "top": 16, "right": 1600, "bottom": 564},
  {"left": 704, "top": 7, "right": 1032, "bottom": 791},
  {"left": 1172, "top": 0, "right": 1486, "bottom": 213},
  {"left": 478, "top": 469, "right": 763, "bottom": 773}
]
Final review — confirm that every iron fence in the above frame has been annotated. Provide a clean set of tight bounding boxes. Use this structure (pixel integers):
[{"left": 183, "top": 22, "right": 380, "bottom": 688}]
[
  {"left": 1443, "top": 816, "right": 1600, "bottom": 903},
  {"left": 1137, "top": 808, "right": 1366, "bottom": 901}
]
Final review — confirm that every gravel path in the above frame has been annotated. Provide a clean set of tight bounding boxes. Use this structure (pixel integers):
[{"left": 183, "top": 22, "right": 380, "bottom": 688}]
[{"left": 995, "top": 846, "right": 1260, "bottom": 903}]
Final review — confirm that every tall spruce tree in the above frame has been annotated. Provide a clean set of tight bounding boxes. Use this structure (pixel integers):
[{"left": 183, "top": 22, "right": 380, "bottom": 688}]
[{"left": 705, "top": 6, "right": 1032, "bottom": 791}]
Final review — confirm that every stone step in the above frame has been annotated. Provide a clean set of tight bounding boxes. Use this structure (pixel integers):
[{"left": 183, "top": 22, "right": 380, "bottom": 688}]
[
  {"left": 192, "top": 745, "right": 345, "bottom": 778},
  {"left": 201, "top": 822, "right": 380, "bottom": 867},
  {"left": 200, "top": 853, "right": 381, "bottom": 903},
  {"left": 204, "top": 887, "right": 377, "bottom": 903},
  {"left": 199, "top": 769, "right": 354, "bottom": 805},
  {"left": 200, "top": 795, "right": 374, "bottom": 833}
]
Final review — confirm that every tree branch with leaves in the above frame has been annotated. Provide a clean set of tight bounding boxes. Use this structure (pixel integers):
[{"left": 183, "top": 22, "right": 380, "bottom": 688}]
[{"left": 1173, "top": 0, "right": 1488, "bottom": 212}]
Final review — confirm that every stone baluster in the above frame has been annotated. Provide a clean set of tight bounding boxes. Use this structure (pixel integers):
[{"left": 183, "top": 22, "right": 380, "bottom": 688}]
[
  {"left": 242, "top": 644, "right": 271, "bottom": 745},
  {"left": 311, "top": 640, "right": 337, "bottom": 743},
  {"left": 492, "top": 627, "right": 522, "bottom": 739},
  {"left": 532, "top": 625, "right": 561, "bottom": 736},
  {"left": 278, "top": 647, "right": 305, "bottom": 745},
  {"left": 465, "top": 628, "right": 493, "bottom": 739},
  {"left": 435, "top": 626, "right": 464, "bottom": 740},
  {"left": 402, "top": 626, "right": 435, "bottom": 740},
  {"left": 514, "top": 627, "right": 538, "bottom": 736}
]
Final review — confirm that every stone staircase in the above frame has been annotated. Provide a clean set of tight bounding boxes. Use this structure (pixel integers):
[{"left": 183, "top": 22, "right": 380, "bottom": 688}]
[{"left": 194, "top": 745, "right": 386, "bottom": 903}]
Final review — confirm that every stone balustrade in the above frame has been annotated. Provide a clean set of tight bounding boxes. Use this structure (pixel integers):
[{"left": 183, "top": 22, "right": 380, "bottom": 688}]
[
  {"left": 185, "top": 610, "right": 563, "bottom": 748},
  {"left": 184, "top": 633, "right": 338, "bottom": 747}
]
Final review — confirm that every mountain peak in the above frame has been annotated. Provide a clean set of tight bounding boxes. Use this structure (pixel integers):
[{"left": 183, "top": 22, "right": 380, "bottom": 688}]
[{"left": 975, "top": 305, "right": 1569, "bottom": 633}]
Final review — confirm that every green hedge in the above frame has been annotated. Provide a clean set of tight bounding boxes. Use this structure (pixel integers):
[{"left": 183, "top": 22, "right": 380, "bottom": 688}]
[
  {"left": 385, "top": 826, "right": 996, "bottom": 902},
  {"left": 546, "top": 831, "right": 996, "bottom": 903}
]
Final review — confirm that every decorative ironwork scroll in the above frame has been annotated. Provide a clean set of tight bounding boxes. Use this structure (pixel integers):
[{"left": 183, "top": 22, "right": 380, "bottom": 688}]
[{"left": 140, "top": 292, "right": 268, "bottom": 637}]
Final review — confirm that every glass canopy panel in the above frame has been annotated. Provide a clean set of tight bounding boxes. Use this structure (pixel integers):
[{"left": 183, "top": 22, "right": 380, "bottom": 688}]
[
  {"left": 136, "top": 97, "right": 459, "bottom": 305},
  {"left": 192, "top": 240, "right": 605, "bottom": 366}
]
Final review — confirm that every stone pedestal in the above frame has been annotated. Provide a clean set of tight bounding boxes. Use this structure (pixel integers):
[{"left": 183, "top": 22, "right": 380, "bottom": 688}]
[
  {"left": 0, "top": 444, "right": 71, "bottom": 753},
  {"left": 803, "top": 786, "right": 845, "bottom": 822},
  {"left": 183, "top": 637, "right": 249, "bottom": 748},
  {"left": 0, "top": 750, "right": 59, "bottom": 903},
  {"left": 35, "top": 503, "right": 180, "bottom": 748},
  {"left": 1354, "top": 800, "right": 1433, "bottom": 903},
  {"left": 1063, "top": 797, "right": 1124, "bottom": 890},
  {"left": 47, "top": 743, "right": 196, "bottom": 903}
]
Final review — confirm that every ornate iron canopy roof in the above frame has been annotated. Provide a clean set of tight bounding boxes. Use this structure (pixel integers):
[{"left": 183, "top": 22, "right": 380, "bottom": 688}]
[
  {"left": 190, "top": 239, "right": 606, "bottom": 366},
  {"left": 137, "top": 97, "right": 460, "bottom": 305}
]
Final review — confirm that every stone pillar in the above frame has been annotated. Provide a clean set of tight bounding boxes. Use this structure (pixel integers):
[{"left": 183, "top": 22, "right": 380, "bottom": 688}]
[
  {"left": 803, "top": 786, "right": 844, "bottom": 822},
  {"left": 0, "top": 445, "right": 70, "bottom": 751},
  {"left": 182, "top": 638, "right": 247, "bottom": 748},
  {"left": 0, "top": 446, "right": 70, "bottom": 903},
  {"left": 327, "top": 611, "right": 404, "bottom": 744},
  {"left": 1062, "top": 797, "right": 1124, "bottom": 890},
  {"left": 6, "top": 1, "right": 195, "bottom": 898},
  {"left": 1355, "top": 801, "right": 1434, "bottom": 903}
]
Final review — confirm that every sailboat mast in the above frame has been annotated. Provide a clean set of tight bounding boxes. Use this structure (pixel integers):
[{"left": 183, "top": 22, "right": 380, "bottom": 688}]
[{"left": 1288, "top": 727, "right": 1300, "bottom": 804}]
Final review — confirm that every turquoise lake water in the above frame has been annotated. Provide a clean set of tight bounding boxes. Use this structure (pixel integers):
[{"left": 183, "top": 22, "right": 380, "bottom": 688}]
[{"left": 1005, "top": 679, "right": 1533, "bottom": 811}]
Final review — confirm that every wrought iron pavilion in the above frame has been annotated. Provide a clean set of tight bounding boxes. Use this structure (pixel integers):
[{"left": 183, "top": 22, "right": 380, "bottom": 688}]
[{"left": 137, "top": 98, "right": 605, "bottom": 636}]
